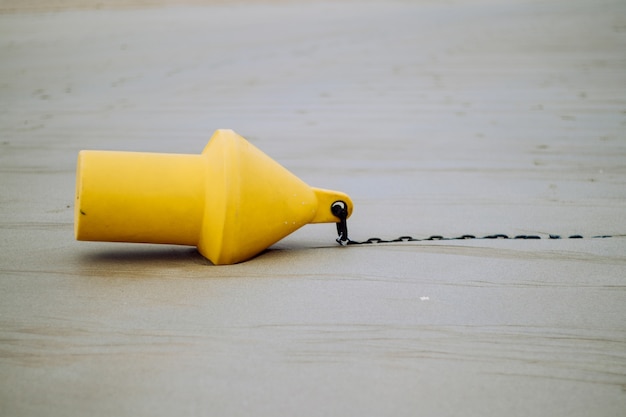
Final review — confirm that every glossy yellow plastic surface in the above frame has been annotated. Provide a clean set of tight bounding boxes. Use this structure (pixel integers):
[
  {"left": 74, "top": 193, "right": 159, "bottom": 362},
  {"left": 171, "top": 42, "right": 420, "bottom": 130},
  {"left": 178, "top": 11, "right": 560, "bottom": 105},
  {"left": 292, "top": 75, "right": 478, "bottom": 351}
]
[{"left": 75, "top": 129, "right": 353, "bottom": 265}]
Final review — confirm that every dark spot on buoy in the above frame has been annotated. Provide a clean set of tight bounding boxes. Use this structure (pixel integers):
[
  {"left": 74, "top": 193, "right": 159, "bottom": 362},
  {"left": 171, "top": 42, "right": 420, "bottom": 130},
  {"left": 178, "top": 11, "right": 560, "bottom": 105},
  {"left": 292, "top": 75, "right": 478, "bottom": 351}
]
[{"left": 80, "top": 210, "right": 86, "bottom": 215}]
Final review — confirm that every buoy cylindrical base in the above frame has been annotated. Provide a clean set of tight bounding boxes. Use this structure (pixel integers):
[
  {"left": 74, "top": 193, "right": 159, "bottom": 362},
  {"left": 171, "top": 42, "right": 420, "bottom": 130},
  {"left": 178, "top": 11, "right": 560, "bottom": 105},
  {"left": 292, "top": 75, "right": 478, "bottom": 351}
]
[{"left": 75, "top": 150, "right": 206, "bottom": 246}]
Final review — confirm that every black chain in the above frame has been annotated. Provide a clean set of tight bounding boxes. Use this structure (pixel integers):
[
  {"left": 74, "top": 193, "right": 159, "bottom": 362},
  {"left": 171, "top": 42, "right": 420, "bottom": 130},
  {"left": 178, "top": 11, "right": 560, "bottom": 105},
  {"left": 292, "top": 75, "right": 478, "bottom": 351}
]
[
  {"left": 330, "top": 201, "right": 616, "bottom": 245},
  {"left": 331, "top": 201, "right": 352, "bottom": 245}
]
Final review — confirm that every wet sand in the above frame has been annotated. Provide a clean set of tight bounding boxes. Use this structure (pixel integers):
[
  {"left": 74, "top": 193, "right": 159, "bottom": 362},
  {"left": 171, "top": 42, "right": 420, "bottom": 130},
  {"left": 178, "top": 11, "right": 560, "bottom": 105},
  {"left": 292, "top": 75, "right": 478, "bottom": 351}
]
[{"left": 1, "top": 0, "right": 625, "bottom": 416}]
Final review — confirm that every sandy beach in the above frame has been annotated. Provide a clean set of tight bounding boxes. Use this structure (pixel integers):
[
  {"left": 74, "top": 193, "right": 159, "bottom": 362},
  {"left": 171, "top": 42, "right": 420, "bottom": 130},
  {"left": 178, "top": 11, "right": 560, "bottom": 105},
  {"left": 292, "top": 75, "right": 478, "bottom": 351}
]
[{"left": 1, "top": 0, "right": 625, "bottom": 416}]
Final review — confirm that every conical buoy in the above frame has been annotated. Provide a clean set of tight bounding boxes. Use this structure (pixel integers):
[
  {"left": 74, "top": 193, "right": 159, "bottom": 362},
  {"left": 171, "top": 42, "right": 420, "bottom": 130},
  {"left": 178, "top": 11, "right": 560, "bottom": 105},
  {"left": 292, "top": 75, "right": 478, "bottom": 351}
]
[{"left": 75, "top": 129, "right": 353, "bottom": 265}]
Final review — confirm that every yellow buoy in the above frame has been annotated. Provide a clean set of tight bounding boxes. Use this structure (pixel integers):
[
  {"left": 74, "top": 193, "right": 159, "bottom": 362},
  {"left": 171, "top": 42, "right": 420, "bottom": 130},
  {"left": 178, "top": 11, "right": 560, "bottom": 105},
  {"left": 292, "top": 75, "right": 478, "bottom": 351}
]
[{"left": 75, "top": 129, "right": 353, "bottom": 265}]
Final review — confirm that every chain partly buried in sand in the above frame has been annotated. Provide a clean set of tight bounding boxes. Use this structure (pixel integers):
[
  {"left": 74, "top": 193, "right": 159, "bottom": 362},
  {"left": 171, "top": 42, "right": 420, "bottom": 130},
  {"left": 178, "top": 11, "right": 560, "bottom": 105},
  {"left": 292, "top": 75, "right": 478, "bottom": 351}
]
[{"left": 330, "top": 201, "right": 616, "bottom": 246}]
